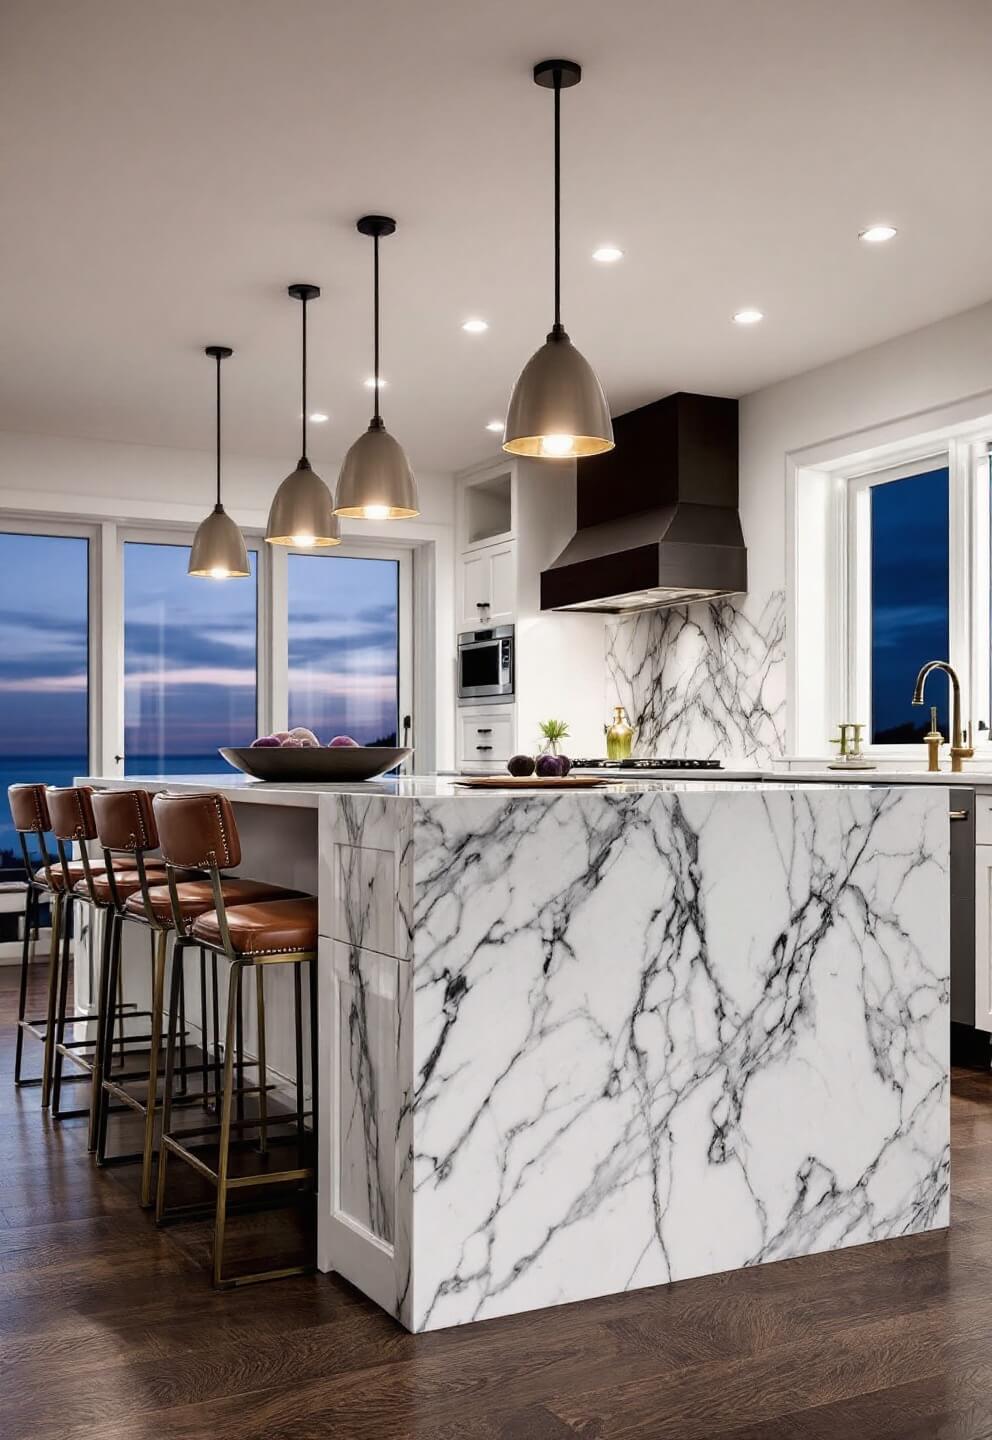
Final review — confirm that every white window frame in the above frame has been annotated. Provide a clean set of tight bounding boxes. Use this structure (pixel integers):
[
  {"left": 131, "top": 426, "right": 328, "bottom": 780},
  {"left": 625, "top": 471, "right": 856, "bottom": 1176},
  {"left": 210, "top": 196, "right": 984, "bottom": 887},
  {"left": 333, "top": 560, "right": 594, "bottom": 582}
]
[
  {"left": 116, "top": 524, "right": 271, "bottom": 770},
  {"left": 0, "top": 508, "right": 425, "bottom": 780},
  {"left": 0, "top": 517, "right": 102, "bottom": 776},
  {"left": 270, "top": 538, "right": 413, "bottom": 750},
  {"left": 825, "top": 433, "right": 991, "bottom": 759}
]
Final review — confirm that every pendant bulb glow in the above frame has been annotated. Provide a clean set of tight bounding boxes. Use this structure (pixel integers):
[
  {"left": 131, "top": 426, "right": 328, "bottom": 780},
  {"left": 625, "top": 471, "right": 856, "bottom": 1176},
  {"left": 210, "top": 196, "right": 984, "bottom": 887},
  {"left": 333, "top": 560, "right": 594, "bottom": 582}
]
[
  {"left": 265, "top": 285, "right": 341, "bottom": 547},
  {"left": 335, "top": 216, "right": 420, "bottom": 520},
  {"left": 189, "top": 347, "right": 251, "bottom": 578},
  {"left": 503, "top": 60, "right": 613, "bottom": 461}
]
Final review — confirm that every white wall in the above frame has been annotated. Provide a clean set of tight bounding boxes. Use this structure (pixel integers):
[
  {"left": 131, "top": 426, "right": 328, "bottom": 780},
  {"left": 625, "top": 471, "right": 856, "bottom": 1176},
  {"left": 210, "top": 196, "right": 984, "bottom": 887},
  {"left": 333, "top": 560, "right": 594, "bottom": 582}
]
[
  {"left": 740, "top": 298, "right": 992, "bottom": 755},
  {"left": 0, "top": 428, "right": 454, "bottom": 531}
]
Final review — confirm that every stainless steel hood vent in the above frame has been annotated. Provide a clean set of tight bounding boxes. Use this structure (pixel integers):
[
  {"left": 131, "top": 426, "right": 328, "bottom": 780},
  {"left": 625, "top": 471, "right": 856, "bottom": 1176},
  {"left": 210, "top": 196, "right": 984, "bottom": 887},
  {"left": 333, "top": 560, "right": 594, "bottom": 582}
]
[{"left": 540, "top": 392, "right": 746, "bottom": 614}]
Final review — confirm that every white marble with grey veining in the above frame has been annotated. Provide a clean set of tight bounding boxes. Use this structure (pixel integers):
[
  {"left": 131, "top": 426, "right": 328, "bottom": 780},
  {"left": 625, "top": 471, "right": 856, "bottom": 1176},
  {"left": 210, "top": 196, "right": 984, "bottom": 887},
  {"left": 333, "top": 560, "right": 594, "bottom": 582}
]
[
  {"left": 605, "top": 590, "right": 787, "bottom": 764},
  {"left": 319, "top": 781, "right": 949, "bottom": 1332}
]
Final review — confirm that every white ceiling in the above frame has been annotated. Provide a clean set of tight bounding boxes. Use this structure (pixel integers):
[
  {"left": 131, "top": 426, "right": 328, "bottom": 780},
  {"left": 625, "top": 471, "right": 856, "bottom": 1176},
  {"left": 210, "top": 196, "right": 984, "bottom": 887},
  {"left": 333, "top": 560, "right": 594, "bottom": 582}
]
[{"left": 3, "top": 0, "right": 992, "bottom": 476}]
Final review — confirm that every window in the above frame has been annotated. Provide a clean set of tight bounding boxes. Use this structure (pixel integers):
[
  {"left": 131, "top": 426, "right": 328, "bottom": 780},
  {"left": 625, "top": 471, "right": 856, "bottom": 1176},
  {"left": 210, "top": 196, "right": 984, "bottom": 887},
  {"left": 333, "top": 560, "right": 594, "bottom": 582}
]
[
  {"left": 869, "top": 467, "right": 950, "bottom": 743},
  {"left": 288, "top": 553, "right": 400, "bottom": 745},
  {"left": 123, "top": 540, "right": 258, "bottom": 773},
  {"left": 0, "top": 531, "right": 90, "bottom": 868},
  {"left": 815, "top": 431, "right": 992, "bottom": 758}
]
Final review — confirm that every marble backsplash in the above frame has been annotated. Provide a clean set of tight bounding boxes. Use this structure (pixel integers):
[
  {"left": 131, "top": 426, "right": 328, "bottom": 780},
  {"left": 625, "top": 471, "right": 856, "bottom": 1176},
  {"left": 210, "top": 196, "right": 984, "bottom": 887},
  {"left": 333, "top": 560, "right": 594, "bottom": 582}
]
[{"left": 605, "top": 589, "right": 787, "bottom": 764}]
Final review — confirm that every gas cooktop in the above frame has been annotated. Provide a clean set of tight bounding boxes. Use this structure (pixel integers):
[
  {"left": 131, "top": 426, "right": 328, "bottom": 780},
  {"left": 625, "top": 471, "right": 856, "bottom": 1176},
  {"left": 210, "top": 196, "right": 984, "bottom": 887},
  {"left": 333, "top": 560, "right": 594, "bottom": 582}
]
[{"left": 571, "top": 757, "right": 723, "bottom": 771}]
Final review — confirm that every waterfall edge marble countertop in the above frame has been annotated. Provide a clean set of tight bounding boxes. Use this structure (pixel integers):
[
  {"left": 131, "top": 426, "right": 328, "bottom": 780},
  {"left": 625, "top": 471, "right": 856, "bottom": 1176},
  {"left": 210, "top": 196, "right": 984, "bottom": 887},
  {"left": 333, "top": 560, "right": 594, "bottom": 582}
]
[{"left": 79, "top": 774, "right": 951, "bottom": 1332}]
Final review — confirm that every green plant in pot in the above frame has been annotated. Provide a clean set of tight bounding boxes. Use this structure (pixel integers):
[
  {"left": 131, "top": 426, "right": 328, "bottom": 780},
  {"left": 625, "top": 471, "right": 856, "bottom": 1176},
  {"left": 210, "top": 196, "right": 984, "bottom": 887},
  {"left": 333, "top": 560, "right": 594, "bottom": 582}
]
[{"left": 536, "top": 719, "right": 571, "bottom": 776}]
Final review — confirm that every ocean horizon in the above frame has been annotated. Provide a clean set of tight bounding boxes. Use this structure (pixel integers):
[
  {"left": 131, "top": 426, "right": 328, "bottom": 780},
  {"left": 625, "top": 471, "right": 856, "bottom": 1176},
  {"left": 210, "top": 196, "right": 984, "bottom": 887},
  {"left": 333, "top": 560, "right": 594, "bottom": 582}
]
[{"left": 0, "top": 753, "right": 232, "bottom": 863}]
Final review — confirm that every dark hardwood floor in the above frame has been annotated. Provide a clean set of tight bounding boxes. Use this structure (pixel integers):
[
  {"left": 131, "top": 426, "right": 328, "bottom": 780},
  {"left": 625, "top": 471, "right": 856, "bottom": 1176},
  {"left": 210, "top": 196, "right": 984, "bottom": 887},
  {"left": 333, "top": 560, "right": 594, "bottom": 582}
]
[{"left": 4, "top": 965, "right": 992, "bottom": 1440}]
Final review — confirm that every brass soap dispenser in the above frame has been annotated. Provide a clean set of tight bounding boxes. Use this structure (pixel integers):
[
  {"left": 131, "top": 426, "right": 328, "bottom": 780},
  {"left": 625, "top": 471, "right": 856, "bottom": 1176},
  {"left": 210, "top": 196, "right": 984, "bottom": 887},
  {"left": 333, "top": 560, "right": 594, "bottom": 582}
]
[{"left": 605, "top": 705, "right": 635, "bottom": 761}]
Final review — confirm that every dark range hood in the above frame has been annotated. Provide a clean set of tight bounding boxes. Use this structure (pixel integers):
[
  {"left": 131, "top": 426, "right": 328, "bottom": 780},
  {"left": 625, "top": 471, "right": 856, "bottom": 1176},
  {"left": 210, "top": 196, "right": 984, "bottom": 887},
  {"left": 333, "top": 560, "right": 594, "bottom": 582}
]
[{"left": 540, "top": 392, "right": 747, "bottom": 614}]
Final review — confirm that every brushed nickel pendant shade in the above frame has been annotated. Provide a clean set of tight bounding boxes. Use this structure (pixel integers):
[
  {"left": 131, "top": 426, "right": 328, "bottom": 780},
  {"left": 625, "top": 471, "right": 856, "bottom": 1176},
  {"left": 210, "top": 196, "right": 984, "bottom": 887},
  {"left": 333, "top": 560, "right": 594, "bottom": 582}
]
[
  {"left": 189, "top": 346, "right": 251, "bottom": 579},
  {"left": 503, "top": 60, "right": 613, "bottom": 460},
  {"left": 265, "top": 284, "right": 341, "bottom": 547},
  {"left": 335, "top": 216, "right": 419, "bottom": 519}
]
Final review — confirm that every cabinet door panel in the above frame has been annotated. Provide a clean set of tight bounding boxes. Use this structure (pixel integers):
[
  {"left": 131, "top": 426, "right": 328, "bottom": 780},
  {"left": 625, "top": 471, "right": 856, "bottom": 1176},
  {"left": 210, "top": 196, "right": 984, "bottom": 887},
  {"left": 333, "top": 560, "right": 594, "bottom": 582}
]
[
  {"left": 975, "top": 845, "right": 992, "bottom": 1033},
  {"left": 487, "top": 543, "right": 515, "bottom": 622}
]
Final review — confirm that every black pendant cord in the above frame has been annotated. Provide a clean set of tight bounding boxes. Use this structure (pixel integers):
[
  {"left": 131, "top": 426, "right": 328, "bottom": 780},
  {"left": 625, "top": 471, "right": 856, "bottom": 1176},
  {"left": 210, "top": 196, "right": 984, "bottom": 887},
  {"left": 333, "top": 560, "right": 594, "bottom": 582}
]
[
  {"left": 553, "top": 68, "right": 562, "bottom": 334},
  {"left": 372, "top": 234, "right": 381, "bottom": 425},
  {"left": 301, "top": 296, "right": 308, "bottom": 460},
  {"left": 214, "top": 351, "right": 222, "bottom": 508}
]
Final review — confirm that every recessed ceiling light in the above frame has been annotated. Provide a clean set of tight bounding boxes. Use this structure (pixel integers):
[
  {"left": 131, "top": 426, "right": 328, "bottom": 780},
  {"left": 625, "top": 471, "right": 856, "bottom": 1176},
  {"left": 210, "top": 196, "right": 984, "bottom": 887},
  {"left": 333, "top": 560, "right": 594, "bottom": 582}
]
[
  {"left": 732, "top": 308, "right": 764, "bottom": 325},
  {"left": 486, "top": 420, "right": 504, "bottom": 433},
  {"left": 592, "top": 245, "right": 624, "bottom": 263},
  {"left": 859, "top": 224, "right": 898, "bottom": 244},
  {"left": 364, "top": 376, "right": 387, "bottom": 389},
  {"left": 310, "top": 411, "right": 328, "bottom": 423},
  {"left": 462, "top": 318, "right": 489, "bottom": 333}
]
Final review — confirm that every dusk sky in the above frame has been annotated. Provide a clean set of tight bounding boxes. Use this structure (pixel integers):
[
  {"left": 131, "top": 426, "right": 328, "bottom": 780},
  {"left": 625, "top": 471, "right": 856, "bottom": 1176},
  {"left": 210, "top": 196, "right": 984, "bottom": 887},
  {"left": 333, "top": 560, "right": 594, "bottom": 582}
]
[
  {"left": 288, "top": 553, "right": 399, "bottom": 745},
  {"left": 0, "top": 532, "right": 89, "bottom": 758},
  {"left": 871, "top": 467, "right": 950, "bottom": 742}
]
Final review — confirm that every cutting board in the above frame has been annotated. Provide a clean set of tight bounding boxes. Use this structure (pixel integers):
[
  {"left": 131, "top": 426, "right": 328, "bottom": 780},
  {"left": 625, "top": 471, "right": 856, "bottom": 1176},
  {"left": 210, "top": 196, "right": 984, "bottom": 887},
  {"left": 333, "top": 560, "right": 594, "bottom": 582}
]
[{"left": 454, "top": 774, "right": 609, "bottom": 789}]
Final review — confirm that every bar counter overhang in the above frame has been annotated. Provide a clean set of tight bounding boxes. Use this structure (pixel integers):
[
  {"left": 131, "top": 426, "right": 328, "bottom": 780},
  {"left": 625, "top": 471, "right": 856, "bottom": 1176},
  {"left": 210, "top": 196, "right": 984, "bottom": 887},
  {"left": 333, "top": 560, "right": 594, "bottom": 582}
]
[{"left": 76, "top": 772, "right": 951, "bottom": 1331}]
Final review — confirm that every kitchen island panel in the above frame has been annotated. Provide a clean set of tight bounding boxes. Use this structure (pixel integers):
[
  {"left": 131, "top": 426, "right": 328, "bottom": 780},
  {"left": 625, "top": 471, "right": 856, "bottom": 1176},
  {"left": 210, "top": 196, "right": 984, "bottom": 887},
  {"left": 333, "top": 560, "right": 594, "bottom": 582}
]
[{"left": 407, "top": 786, "right": 949, "bottom": 1330}]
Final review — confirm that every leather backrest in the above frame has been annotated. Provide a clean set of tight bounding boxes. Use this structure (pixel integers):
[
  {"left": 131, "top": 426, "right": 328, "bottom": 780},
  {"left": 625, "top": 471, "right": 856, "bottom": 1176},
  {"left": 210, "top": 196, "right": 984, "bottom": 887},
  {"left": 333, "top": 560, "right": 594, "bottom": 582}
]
[
  {"left": 47, "top": 786, "right": 98, "bottom": 842},
  {"left": 153, "top": 791, "right": 241, "bottom": 870},
  {"left": 91, "top": 788, "right": 159, "bottom": 853},
  {"left": 8, "top": 783, "right": 51, "bottom": 835}
]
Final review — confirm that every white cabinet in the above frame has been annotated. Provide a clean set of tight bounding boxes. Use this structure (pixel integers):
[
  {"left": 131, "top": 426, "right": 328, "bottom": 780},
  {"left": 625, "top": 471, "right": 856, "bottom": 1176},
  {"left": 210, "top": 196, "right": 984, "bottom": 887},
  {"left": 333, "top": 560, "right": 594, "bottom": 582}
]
[
  {"left": 457, "top": 540, "right": 515, "bottom": 630},
  {"left": 457, "top": 709, "right": 515, "bottom": 771},
  {"left": 976, "top": 844, "right": 992, "bottom": 1033}
]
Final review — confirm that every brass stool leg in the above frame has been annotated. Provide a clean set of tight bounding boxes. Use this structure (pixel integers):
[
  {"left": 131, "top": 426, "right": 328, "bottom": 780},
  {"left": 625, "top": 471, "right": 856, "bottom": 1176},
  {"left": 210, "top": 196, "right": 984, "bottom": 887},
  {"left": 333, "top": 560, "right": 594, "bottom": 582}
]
[
  {"left": 140, "top": 929, "right": 168, "bottom": 1208},
  {"left": 213, "top": 960, "right": 244, "bottom": 1288},
  {"left": 87, "top": 906, "right": 115, "bottom": 1151},
  {"left": 13, "top": 885, "right": 37, "bottom": 1085},
  {"left": 95, "top": 912, "right": 122, "bottom": 1165},
  {"left": 178, "top": 963, "right": 188, "bottom": 1097},
  {"left": 50, "top": 897, "right": 75, "bottom": 1118},
  {"left": 155, "top": 941, "right": 186, "bottom": 1224},
  {"left": 211, "top": 953, "right": 221, "bottom": 1108},
  {"left": 41, "top": 892, "right": 63, "bottom": 1109},
  {"left": 256, "top": 966, "right": 268, "bottom": 1155},
  {"left": 198, "top": 947, "right": 209, "bottom": 1102}
]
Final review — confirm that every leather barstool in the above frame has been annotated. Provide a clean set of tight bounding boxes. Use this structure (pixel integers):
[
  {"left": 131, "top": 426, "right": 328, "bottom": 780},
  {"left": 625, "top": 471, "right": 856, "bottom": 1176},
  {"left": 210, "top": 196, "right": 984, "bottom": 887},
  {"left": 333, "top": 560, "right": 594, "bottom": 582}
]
[
  {"left": 7, "top": 783, "right": 103, "bottom": 1107},
  {"left": 152, "top": 791, "right": 318, "bottom": 1288},
  {"left": 88, "top": 788, "right": 206, "bottom": 1205},
  {"left": 46, "top": 785, "right": 169, "bottom": 1148},
  {"left": 93, "top": 788, "right": 299, "bottom": 1210}
]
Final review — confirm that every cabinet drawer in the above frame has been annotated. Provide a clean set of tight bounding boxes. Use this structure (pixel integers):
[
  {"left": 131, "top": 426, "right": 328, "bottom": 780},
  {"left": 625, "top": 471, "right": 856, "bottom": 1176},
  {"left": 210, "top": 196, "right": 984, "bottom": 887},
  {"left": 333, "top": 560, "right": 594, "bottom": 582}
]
[
  {"left": 458, "top": 712, "right": 514, "bottom": 763},
  {"left": 976, "top": 797, "right": 992, "bottom": 845}
]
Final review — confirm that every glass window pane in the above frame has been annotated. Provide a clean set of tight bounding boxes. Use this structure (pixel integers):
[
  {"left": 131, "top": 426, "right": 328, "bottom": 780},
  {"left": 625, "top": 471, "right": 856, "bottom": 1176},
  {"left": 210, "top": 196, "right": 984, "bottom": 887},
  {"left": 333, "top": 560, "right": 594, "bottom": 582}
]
[
  {"left": 124, "top": 542, "right": 257, "bottom": 773},
  {"left": 0, "top": 532, "right": 89, "bottom": 869},
  {"left": 870, "top": 467, "right": 949, "bottom": 743},
  {"left": 288, "top": 554, "right": 399, "bottom": 745}
]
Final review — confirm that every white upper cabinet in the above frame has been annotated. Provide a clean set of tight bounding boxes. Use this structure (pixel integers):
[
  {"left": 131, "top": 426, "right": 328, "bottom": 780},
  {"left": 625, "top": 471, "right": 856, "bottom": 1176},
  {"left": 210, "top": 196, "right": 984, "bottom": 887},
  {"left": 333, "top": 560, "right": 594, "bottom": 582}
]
[{"left": 457, "top": 539, "right": 516, "bottom": 630}]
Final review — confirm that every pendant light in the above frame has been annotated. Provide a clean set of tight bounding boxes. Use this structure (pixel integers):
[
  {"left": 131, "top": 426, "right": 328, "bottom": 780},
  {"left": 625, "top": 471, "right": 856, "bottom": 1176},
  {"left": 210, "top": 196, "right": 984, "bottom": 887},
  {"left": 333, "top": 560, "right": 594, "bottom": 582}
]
[
  {"left": 503, "top": 60, "right": 614, "bottom": 460},
  {"left": 188, "top": 346, "right": 251, "bottom": 579},
  {"left": 265, "top": 283, "right": 341, "bottom": 547},
  {"left": 335, "top": 216, "right": 419, "bottom": 519}
]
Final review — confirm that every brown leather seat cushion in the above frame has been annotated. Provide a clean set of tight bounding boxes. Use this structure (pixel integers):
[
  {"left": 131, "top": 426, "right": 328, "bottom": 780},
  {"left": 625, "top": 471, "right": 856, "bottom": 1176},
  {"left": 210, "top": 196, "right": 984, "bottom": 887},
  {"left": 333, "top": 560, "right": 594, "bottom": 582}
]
[
  {"left": 79, "top": 866, "right": 180, "bottom": 904},
  {"left": 126, "top": 877, "right": 299, "bottom": 928},
  {"left": 36, "top": 860, "right": 107, "bottom": 891},
  {"left": 192, "top": 897, "right": 317, "bottom": 956}
]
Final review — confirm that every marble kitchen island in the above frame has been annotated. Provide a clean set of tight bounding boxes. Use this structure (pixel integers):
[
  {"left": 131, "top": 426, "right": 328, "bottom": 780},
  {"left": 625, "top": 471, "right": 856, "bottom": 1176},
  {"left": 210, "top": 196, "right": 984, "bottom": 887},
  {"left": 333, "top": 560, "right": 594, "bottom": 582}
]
[{"left": 82, "top": 774, "right": 951, "bottom": 1333}]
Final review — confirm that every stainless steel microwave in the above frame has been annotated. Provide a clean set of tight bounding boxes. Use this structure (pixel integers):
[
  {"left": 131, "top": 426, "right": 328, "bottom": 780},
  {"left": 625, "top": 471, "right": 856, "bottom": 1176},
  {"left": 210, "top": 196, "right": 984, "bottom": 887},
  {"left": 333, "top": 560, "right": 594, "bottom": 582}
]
[{"left": 457, "top": 625, "right": 514, "bottom": 704}]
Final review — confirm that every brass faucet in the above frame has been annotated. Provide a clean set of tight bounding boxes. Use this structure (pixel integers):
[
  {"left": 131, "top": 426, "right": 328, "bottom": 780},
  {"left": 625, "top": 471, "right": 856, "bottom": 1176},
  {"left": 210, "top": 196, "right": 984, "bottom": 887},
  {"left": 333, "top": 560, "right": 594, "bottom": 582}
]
[{"left": 911, "top": 661, "right": 973, "bottom": 773}]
